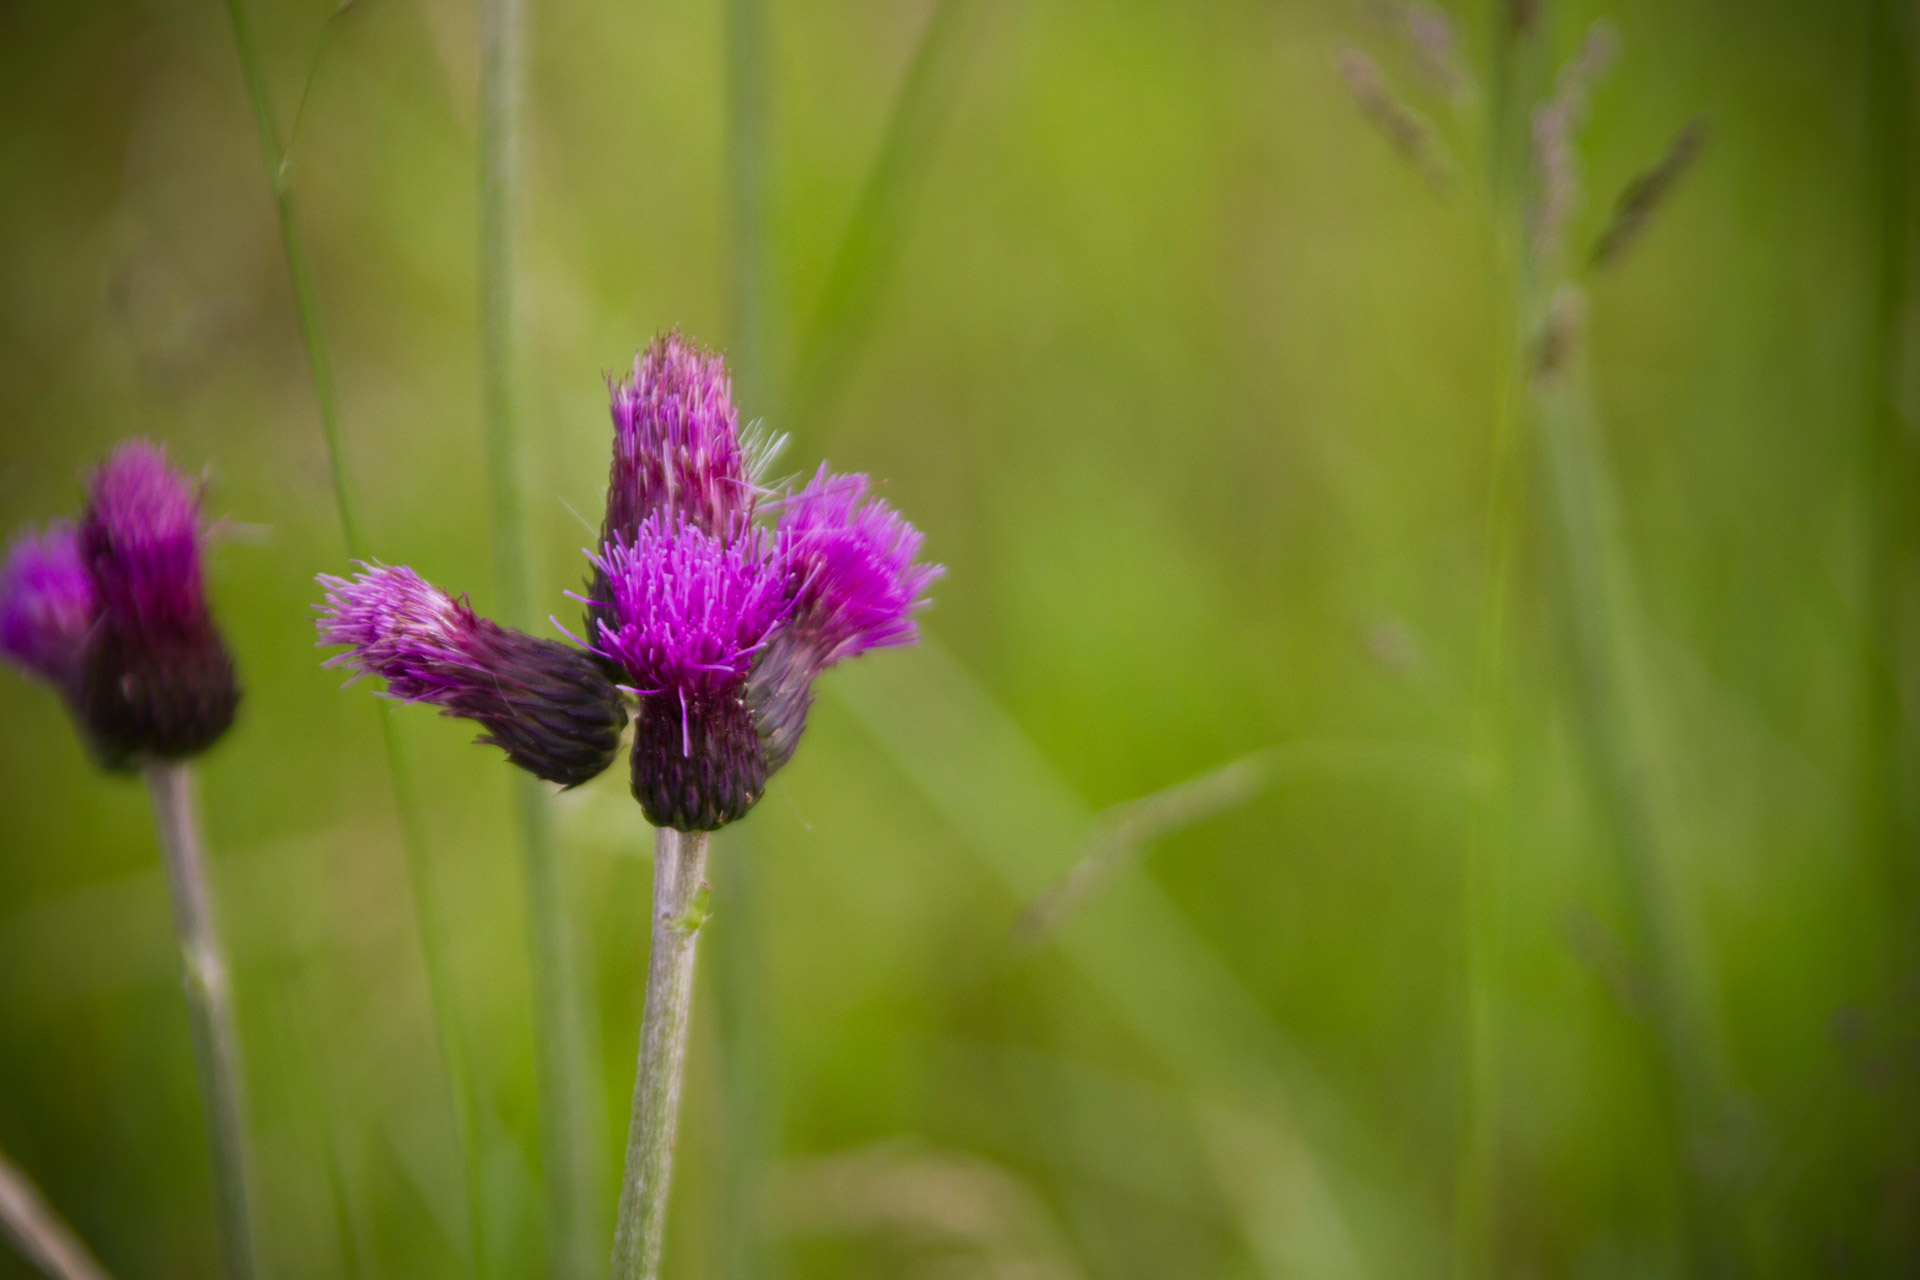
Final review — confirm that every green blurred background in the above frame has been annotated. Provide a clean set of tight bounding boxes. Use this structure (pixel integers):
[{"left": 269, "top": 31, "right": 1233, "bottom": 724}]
[{"left": 2, "top": 0, "right": 1916, "bottom": 1275}]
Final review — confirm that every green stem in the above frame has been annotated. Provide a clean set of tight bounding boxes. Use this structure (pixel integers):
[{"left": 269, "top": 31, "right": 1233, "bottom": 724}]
[
  {"left": 1864, "top": 0, "right": 1918, "bottom": 960},
  {"left": 477, "top": 0, "right": 607, "bottom": 1272},
  {"left": 786, "top": 0, "right": 980, "bottom": 430},
  {"left": 143, "top": 763, "right": 258, "bottom": 1280},
  {"left": 216, "top": 1, "right": 488, "bottom": 1272},
  {"left": 611, "top": 828, "right": 712, "bottom": 1280},
  {"left": 717, "top": 6, "right": 783, "bottom": 1277},
  {"left": 1452, "top": 7, "right": 1537, "bottom": 1271}
]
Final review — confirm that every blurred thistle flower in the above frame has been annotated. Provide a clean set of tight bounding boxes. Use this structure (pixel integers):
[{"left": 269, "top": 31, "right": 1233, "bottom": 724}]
[
  {"left": 0, "top": 440, "right": 240, "bottom": 768},
  {"left": 317, "top": 565, "right": 627, "bottom": 788},
  {"left": 583, "top": 332, "right": 941, "bottom": 832}
]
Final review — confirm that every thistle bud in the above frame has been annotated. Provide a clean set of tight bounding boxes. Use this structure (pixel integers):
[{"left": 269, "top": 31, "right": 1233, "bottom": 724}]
[{"left": 318, "top": 565, "right": 627, "bottom": 788}]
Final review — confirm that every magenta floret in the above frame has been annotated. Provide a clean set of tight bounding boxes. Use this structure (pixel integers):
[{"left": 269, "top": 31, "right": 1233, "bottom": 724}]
[{"left": 0, "top": 522, "right": 98, "bottom": 698}]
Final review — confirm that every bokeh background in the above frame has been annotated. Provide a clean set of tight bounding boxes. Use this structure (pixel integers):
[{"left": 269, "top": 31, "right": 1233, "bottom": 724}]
[{"left": 2, "top": 0, "right": 1916, "bottom": 1276}]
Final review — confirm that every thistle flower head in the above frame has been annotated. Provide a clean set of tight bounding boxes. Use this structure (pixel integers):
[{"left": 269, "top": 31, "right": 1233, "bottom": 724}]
[
  {"left": 318, "top": 564, "right": 626, "bottom": 788},
  {"left": 591, "top": 515, "right": 788, "bottom": 830},
  {"left": 747, "top": 467, "right": 942, "bottom": 771},
  {"left": 47, "top": 440, "right": 241, "bottom": 768},
  {"left": 0, "top": 522, "right": 98, "bottom": 700}
]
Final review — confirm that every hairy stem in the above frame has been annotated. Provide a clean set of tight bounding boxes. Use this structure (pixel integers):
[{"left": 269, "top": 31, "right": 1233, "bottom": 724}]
[
  {"left": 143, "top": 762, "right": 257, "bottom": 1280},
  {"left": 0, "top": 1146, "right": 113, "bottom": 1280},
  {"left": 611, "top": 828, "right": 712, "bottom": 1280},
  {"left": 216, "top": 2, "right": 488, "bottom": 1271}
]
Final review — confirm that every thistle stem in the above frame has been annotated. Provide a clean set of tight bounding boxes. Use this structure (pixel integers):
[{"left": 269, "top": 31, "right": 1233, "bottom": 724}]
[
  {"left": 0, "top": 1146, "right": 113, "bottom": 1280},
  {"left": 216, "top": 1, "right": 489, "bottom": 1271},
  {"left": 611, "top": 828, "right": 712, "bottom": 1280},
  {"left": 143, "top": 762, "right": 258, "bottom": 1280}
]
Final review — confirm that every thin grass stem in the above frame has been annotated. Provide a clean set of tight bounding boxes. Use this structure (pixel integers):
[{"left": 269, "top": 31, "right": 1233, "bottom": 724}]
[
  {"left": 786, "top": 0, "right": 981, "bottom": 430},
  {"left": 716, "top": 6, "right": 784, "bottom": 1276},
  {"left": 216, "top": 2, "right": 489, "bottom": 1272},
  {"left": 478, "top": 0, "right": 608, "bottom": 1270},
  {"left": 142, "top": 762, "right": 258, "bottom": 1280},
  {"left": 1451, "top": 7, "right": 1541, "bottom": 1270},
  {"left": 0, "top": 1143, "right": 115, "bottom": 1280},
  {"left": 611, "top": 827, "right": 712, "bottom": 1280}
]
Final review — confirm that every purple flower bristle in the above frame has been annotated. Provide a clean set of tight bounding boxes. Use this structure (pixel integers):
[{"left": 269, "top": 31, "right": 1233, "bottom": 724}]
[
  {"left": 80, "top": 440, "right": 207, "bottom": 635},
  {"left": 591, "top": 516, "right": 788, "bottom": 704},
  {"left": 774, "top": 466, "right": 942, "bottom": 668}
]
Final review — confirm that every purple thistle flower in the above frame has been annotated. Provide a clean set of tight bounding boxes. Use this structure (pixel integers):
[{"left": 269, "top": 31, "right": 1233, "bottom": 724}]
[
  {"left": 318, "top": 564, "right": 627, "bottom": 788},
  {"left": 584, "top": 340, "right": 940, "bottom": 826},
  {"left": 748, "top": 467, "right": 943, "bottom": 771},
  {"left": 590, "top": 515, "right": 789, "bottom": 830},
  {"left": 0, "top": 522, "right": 99, "bottom": 703},
  {"left": 79, "top": 442, "right": 240, "bottom": 766},
  {"left": 1, "top": 440, "right": 240, "bottom": 768}
]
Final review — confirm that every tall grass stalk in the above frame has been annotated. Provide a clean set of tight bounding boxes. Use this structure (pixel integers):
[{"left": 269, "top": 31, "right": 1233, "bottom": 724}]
[
  {"left": 715, "top": 5, "right": 783, "bottom": 1276},
  {"left": 1863, "top": 0, "right": 1917, "bottom": 960},
  {"left": 217, "top": 1, "right": 488, "bottom": 1272},
  {"left": 710, "top": 839, "right": 779, "bottom": 1280},
  {"left": 0, "top": 1146, "right": 113, "bottom": 1280},
  {"left": 1529, "top": 297, "right": 1737, "bottom": 1275},
  {"left": 1452, "top": 8, "right": 1542, "bottom": 1269},
  {"left": 1501, "top": 17, "right": 1731, "bottom": 1263},
  {"left": 786, "top": 0, "right": 981, "bottom": 432},
  {"left": 478, "top": 0, "right": 608, "bottom": 1273},
  {"left": 143, "top": 762, "right": 257, "bottom": 1280},
  {"left": 612, "top": 827, "right": 713, "bottom": 1280}
]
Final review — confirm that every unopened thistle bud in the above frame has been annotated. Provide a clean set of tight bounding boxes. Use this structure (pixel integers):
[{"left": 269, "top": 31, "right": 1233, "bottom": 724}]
[
  {"left": 587, "top": 332, "right": 778, "bottom": 651},
  {"left": 317, "top": 565, "right": 627, "bottom": 788}
]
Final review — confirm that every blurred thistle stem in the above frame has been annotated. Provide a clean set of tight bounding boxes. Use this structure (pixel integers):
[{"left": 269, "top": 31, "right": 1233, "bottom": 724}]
[
  {"left": 217, "top": 1, "right": 490, "bottom": 1274},
  {"left": 0, "top": 1146, "right": 112, "bottom": 1280},
  {"left": 479, "top": 0, "right": 608, "bottom": 1273},
  {"left": 612, "top": 828, "right": 712, "bottom": 1280},
  {"left": 143, "top": 762, "right": 257, "bottom": 1280}
]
